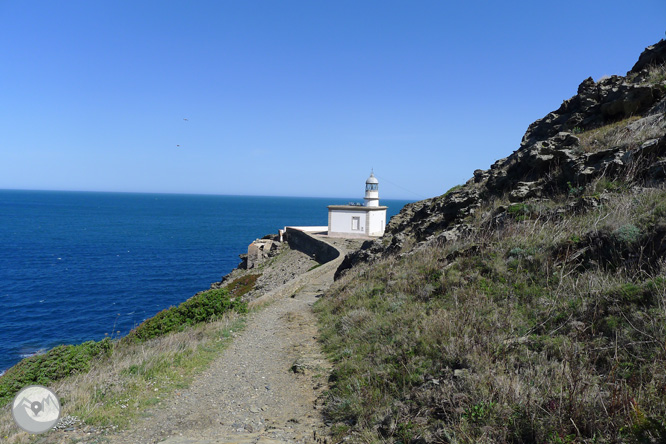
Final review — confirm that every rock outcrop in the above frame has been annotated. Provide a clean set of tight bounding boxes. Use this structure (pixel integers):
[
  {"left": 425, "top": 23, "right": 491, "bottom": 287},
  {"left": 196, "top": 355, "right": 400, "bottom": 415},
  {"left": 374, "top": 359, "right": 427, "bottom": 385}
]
[
  {"left": 337, "top": 39, "right": 666, "bottom": 277},
  {"left": 630, "top": 38, "right": 666, "bottom": 73}
]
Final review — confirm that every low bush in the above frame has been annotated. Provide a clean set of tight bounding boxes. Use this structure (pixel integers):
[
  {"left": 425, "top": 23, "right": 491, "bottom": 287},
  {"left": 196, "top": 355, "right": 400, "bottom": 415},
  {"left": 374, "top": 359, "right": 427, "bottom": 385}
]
[
  {"left": 125, "top": 288, "right": 247, "bottom": 342},
  {"left": 0, "top": 339, "right": 112, "bottom": 407},
  {"left": 507, "top": 203, "right": 533, "bottom": 221},
  {"left": 225, "top": 274, "right": 260, "bottom": 298},
  {"left": 0, "top": 276, "right": 252, "bottom": 410}
]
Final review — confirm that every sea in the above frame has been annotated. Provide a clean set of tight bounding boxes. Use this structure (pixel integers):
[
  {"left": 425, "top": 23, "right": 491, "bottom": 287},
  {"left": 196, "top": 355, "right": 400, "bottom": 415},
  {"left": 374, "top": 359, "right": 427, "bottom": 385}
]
[{"left": 0, "top": 189, "right": 412, "bottom": 374}]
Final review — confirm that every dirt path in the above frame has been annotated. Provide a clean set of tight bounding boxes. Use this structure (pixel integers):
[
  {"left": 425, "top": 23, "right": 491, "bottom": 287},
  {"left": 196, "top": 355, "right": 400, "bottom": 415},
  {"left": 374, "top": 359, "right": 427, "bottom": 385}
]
[{"left": 100, "top": 235, "right": 358, "bottom": 444}]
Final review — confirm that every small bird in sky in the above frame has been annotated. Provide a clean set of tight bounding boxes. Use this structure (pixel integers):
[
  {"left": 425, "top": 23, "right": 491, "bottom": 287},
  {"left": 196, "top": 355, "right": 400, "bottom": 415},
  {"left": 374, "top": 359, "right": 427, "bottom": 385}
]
[
  {"left": 176, "top": 145, "right": 181, "bottom": 147},
  {"left": 183, "top": 118, "right": 189, "bottom": 121}
]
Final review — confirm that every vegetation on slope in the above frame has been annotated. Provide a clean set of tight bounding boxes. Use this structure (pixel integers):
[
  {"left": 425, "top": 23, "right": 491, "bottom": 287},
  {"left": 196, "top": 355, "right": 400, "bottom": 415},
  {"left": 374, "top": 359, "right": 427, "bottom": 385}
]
[
  {"left": 123, "top": 286, "right": 249, "bottom": 342},
  {"left": 319, "top": 47, "right": 666, "bottom": 442},
  {"left": 0, "top": 340, "right": 113, "bottom": 408},
  {"left": 0, "top": 312, "right": 245, "bottom": 443},
  {"left": 317, "top": 179, "right": 666, "bottom": 443},
  {"left": 0, "top": 275, "right": 254, "bottom": 409}
]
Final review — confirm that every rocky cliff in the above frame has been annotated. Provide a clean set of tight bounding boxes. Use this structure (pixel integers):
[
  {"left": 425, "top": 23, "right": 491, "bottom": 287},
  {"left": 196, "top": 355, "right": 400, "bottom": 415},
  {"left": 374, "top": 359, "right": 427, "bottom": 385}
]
[
  {"left": 320, "top": 39, "right": 666, "bottom": 443},
  {"left": 337, "top": 39, "right": 666, "bottom": 276}
]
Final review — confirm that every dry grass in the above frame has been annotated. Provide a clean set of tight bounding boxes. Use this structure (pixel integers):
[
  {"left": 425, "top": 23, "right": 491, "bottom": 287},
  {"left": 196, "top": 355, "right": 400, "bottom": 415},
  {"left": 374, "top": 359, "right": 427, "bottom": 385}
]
[
  {"left": 645, "top": 63, "right": 666, "bottom": 86},
  {"left": 316, "top": 185, "right": 666, "bottom": 443},
  {"left": 0, "top": 311, "right": 244, "bottom": 443},
  {"left": 577, "top": 113, "right": 665, "bottom": 154},
  {"left": 577, "top": 116, "right": 640, "bottom": 153}
]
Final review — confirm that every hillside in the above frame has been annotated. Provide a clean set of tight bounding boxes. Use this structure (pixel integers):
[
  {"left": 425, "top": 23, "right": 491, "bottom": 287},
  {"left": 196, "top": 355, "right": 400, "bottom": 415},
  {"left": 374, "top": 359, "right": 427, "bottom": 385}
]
[{"left": 317, "top": 40, "right": 666, "bottom": 443}]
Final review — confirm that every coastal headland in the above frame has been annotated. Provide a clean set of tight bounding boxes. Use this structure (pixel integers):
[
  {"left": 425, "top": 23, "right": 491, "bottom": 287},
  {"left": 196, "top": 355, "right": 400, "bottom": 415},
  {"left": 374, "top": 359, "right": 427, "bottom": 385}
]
[{"left": 2, "top": 38, "right": 666, "bottom": 443}]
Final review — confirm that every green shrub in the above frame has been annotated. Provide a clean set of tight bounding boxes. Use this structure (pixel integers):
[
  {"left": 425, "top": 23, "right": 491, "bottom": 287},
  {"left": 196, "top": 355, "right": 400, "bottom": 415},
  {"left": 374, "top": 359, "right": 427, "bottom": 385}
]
[
  {"left": 463, "top": 401, "right": 495, "bottom": 423},
  {"left": 507, "top": 203, "right": 533, "bottom": 221},
  {"left": 613, "top": 223, "right": 642, "bottom": 244},
  {"left": 624, "top": 415, "right": 666, "bottom": 443},
  {"left": 606, "top": 280, "right": 659, "bottom": 307},
  {"left": 569, "top": 234, "right": 582, "bottom": 244},
  {"left": 125, "top": 288, "right": 247, "bottom": 342},
  {"left": 594, "top": 178, "right": 627, "bottom": 194},
  {"left": 567, "top": 181, "right": 585, "bottom": 197},
  {"left": 0, "top": 339, "right": 113, "bottom": 407},
  {"left": 508, "top": 246, "right": 526, "bottom": 257},
  {"left": 616, "top": 282, "right": 644, "bottom": 304}
]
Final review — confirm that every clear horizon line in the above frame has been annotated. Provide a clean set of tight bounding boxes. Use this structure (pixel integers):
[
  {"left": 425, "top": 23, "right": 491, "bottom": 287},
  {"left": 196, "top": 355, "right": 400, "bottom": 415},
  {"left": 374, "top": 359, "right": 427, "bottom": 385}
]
[{"left": 0, "top": 187, "right": 421, "bottom": 202}]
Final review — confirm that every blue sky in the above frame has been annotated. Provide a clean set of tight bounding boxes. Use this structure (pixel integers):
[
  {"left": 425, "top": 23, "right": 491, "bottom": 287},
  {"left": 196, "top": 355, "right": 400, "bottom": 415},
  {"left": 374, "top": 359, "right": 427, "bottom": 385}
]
[{"left": 0, "top": 1, "right": 664, "bottom": 200}]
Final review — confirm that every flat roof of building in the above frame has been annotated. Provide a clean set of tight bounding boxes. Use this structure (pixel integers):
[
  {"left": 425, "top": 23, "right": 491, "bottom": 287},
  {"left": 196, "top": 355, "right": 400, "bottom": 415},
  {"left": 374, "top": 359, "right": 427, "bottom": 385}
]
[
  {"left": 285, "top": 226, "right": 329, "bottom": 233},
  {"left": 327, "top": 205, "right": 388, "bottom": 211}
]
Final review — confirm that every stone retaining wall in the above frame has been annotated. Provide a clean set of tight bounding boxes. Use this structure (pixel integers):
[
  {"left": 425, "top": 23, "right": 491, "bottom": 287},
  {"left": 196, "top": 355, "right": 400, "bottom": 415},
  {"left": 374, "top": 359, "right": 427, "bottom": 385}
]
[
  {"left": 248, "top": 231, "right": 344, "bottom": 309},
  {"left": 284, "top": 227, "right": 340, "bottom": 264}
]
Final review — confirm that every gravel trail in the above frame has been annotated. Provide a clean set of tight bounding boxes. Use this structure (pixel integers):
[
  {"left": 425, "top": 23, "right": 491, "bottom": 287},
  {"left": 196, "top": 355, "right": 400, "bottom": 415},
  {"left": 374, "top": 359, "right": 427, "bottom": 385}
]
[{"left": 96, "top": 235, "right": 360, "bottom": 444}]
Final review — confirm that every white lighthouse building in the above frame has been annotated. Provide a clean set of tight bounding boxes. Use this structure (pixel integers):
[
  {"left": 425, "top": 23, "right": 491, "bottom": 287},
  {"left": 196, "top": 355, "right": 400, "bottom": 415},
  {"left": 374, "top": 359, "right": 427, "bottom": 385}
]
[{"left": 327, "top": 172, "right": 388, "bottom": 237}]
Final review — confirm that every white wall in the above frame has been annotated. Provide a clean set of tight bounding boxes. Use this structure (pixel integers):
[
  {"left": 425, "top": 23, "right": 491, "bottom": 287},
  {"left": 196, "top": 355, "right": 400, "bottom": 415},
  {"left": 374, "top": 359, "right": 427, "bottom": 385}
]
[
  {"left": 328, "top": 207, "right": 387, "bottom": 237},
  {"left": 329, "top": 209, "right": 366, "bottom": 235},
  {"left": 367, "top": 209, "right": 387, "bottom": 236}
]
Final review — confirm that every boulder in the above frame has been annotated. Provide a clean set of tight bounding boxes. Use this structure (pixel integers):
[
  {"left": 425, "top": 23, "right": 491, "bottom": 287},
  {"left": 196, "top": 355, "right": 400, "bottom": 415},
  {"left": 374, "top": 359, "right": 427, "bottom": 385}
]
[{"left": 509, "top": 181, "right": 543, "bottom": 202}]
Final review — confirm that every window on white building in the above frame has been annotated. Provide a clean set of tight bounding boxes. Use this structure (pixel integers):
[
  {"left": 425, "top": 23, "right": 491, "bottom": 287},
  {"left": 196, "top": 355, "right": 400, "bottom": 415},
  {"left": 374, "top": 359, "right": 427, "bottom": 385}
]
[{"left": 352, "top": 216, "right": 360, "bottom": 231}]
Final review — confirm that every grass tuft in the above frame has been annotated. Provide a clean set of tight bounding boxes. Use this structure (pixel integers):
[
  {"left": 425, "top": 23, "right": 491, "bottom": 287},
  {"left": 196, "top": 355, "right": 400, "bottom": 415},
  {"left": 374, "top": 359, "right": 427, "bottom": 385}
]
[{"left": 577, "top": 115, "right": 664, "bottom": 154}]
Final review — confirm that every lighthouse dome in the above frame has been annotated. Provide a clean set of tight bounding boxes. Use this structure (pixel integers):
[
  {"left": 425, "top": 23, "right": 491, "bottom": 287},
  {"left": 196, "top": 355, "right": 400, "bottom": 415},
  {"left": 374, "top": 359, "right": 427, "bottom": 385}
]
[{"left": 364, "top": 171, "right": 379, "bottom": 206}]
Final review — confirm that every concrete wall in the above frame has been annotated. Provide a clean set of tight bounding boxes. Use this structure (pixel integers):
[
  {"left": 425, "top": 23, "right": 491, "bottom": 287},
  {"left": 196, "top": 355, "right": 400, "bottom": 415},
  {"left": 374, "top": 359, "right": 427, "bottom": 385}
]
[
  {"left": 248, "top": 231, "right": 345, "bottom": 310},
  {"left": 285, "top": 227, "right": 340, "bottom": 264},
  {"left": 247, "top": 239, "right": 277, "bottom": 269}
]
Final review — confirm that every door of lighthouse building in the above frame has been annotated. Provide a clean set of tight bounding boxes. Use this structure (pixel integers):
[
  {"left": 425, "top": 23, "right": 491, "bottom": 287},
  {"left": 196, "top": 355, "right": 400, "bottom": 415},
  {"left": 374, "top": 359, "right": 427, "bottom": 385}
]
[{"left": 352, "top": 216, "right": 360, "bottom": 231}]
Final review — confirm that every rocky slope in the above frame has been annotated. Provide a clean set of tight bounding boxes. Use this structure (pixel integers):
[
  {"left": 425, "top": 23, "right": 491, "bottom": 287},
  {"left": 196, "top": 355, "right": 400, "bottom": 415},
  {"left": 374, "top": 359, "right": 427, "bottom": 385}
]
[
  {"left": 338, "top": 39, "right": 666, "bottom": 276},
  {"left": 318, "top": 39, "right": 666, "bottom": 443}
]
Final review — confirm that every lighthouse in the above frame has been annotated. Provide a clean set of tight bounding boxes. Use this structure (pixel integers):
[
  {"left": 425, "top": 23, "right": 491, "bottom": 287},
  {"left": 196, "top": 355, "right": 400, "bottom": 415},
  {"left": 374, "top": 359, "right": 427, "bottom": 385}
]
[
  {"left": 327, "top": 172, "right": 388, "bottom": 237},
  {"left": 364, "top": 172, "right": 379, "bottom": 207}
]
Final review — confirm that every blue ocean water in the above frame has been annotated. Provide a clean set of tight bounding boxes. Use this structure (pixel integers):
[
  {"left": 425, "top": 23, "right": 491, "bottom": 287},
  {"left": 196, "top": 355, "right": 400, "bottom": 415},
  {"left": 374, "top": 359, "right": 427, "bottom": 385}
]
[{"left": 0, "top": 190, "right": 411, "bottom": 373}]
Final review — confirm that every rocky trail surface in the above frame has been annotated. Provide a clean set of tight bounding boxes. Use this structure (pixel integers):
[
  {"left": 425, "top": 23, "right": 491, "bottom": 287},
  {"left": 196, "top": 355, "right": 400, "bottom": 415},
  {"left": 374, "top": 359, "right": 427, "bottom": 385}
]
[{"left": 94, "top": 235, "right": 361, "bottom": 444}]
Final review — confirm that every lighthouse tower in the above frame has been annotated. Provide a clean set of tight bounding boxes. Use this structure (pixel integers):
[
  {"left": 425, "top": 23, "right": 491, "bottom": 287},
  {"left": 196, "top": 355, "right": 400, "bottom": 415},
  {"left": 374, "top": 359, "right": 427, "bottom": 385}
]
[
  {"left": 364, "top": 172, "right": 379, "bottom": 207},
  {"left": 327, "top": 171, "right": 388, "bottom": 237}
]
